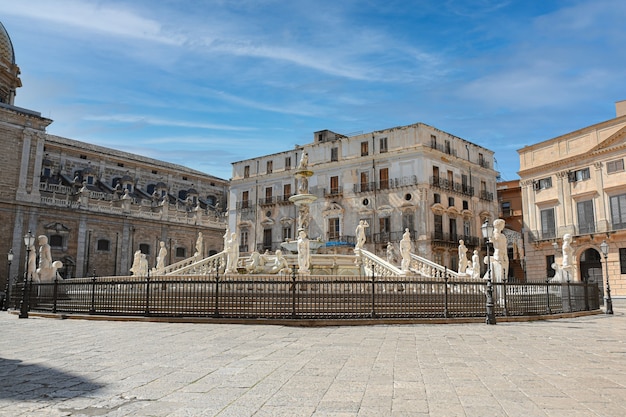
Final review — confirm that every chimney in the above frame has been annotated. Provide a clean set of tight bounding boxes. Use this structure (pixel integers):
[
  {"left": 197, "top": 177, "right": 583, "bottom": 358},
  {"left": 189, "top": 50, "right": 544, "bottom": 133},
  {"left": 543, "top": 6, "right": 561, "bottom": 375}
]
[{"left": 616, "top": 100, "right": 626, "bottom": 117}]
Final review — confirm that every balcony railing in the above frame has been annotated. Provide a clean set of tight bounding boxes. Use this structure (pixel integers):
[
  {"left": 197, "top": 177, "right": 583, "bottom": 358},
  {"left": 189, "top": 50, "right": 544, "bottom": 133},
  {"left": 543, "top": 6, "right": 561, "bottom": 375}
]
[
  {"left": 479, "top": 190, "right": 494, "bottom": 201},
  {"left": 324, "top": 187, "right": 343, "bottom": 198},
  {"left": 430, "top": 176, "right": 474, "bottom": 197},
  {"left": 258, "top": 196, "right": 276, "bottom": 206},
  {"left": 430, "top": 142, "right": 458, "bottom": 157},
  {"left": 276, "top": 194, "right": 293, "bottom": 205},
  {"left": 353, "top": 182, "right": 377, "bottom": 193}
]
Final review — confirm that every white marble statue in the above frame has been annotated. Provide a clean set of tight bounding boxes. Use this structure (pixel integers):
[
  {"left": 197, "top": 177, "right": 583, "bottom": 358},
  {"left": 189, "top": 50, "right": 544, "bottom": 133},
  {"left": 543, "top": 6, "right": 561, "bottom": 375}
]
[
  {"left": 355, "top": 220, "right": 369, "bottom": 251},
  {"left": 194, "top": 231, "right": 203, "bottom": 258},
  {"left": 386, "top": 242, "right": 396, "bottom": 264},
  {"left": 297, "top": 230, "right": 310, "bottom": 273},
  {"left": 458, "top": 239, "right": 469, "bottom": 274},
  {"left": 400, "top": 228, "right": 412, "bottom": 272},
  {"left": 226, "top": 232, "right": 239, "bottom": 273},
  {"left": 130, "top": 250, "right": 142, "bottom": 275},
  {"left": 297, "top": 152, "right": 309, "bottom": 170},
  {"left": 471, "top": 250, "right": 480, "bottom": 280},
  {"left": 27, "top": 243, "right": 37, "bottom": 280},
  {"left": 155, "top": 241, "right": 167, "bottom": 272},
  {"left": 562, "top": 234, "right": 574, "bottom": 268},
  {"left": 37, "top": 235, "right": 56, "bottom": 281},
  {"left": 270, "top": 250, "right": 290, "bottom": 274},
  {"left": 490, "top": 219, "right": 509, "bottom": 282}
]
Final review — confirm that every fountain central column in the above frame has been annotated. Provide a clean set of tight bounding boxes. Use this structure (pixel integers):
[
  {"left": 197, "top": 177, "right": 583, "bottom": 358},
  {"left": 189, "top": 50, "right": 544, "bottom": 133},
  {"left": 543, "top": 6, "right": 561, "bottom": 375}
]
[{"left": 286, "top": 152, "right": 317, "bottom": 274}]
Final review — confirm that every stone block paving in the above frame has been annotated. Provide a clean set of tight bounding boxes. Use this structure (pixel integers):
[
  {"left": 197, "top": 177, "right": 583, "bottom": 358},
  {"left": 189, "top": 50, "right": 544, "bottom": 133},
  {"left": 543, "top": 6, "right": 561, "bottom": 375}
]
[{"left": 1, "top": 301, "right": 625, "bottom": 416}]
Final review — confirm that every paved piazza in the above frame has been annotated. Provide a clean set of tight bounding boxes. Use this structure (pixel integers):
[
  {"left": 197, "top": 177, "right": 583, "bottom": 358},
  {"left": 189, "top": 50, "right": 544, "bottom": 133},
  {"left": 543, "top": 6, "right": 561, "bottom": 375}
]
[{"left": 1, "top": 301, "right": 625, "bottom": 417}]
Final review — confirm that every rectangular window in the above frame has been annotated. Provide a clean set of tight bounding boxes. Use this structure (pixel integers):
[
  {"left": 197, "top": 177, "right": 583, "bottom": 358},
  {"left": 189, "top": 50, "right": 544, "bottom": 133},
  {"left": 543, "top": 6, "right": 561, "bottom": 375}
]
[
  {"left": 434, "top": 214, "right": 443, "bottom": 239},
  {"left": 285, "top": 157, "right": 292, "bottom": 170},
  {"left": 330, "top": 176, "right": 339, "bottom": 194},
  {"left": 263, "top": 229, "right": 272, "bottom": 251},
  {"left": 283, "top": 183, "right": 291, "bottom": 200},
  {"left": 379, "top": 168, "right": 389, "bottom": 190},
  {"left": 379, "top": 137, "right": 388, "bottom": 153},
  {"left": 360, "top": 172, "right": 369, "bottom": 192},
  {"left": 433, "top": 166, "right": 440, "bottom": 180},
  {"left": 434, "top": 193, "right": 441, "bottom": 204},
  {"left": 449, "top": 218, "right": 457, "bottom": 242},
  {"left": 448, "top": 197, "right": 455, "bottom": 207},
  {"left": 282, "top": 226, "right": 292, "bottom": 242},
  {"left": 431, "top": 135, "right": 437, "bottom": 148},
  {"left": 610, "top": 193, "right": 626, "bottom": 230},
  {"left": 577, "top": 200, "right": 595, "bottom": 234},
  {"left": 240, "top": 231, "right": 249, "bottom": 251},
  {"left": 266, "top": 160, "right": 273, "bottom": 174},
  {"left": 445, "top": 140, "right": 451, "bottom": 154},
  {"left": 463, "top": 220, "right": 471, "bottom": 237},
  {"left": 463, "top": 200, "right": 469, "bottom": 210},
  {"left": 501, "top": 201, "right": 511, "bottom": 217},
  {"left": 379, "top": 217, "right": 391, "bottom": 242},
  {"left": 328, "top": 218, "right": 340, "bottom": 240},
  {"left": 568, "top": 168, "right": 590, "bottom": 182},
  {"left": 265, "top": 187, "right": 272, "bottom": 203},
  {"left": 331, "top": 147, "right": 338, "bottom": 162},
  {"left": 242, "top": 190, "right": 249, "bottom": 209},
  {"left": 402, "top": 213, "right": 414, "bottom": 233},
  {"left": 361, "top": 141, "right": 369, "bottom": 156},
  {"left": 541, "top": 208, "right": 556, "bottom": 239},
  {"left": 547, "top": 255, "right": 556, "bottom": 278},
  {"left": 478, "top": 153, "right": 484, "bottom": 166},
  {"left": 244, "top": 165, "right": 250, "bottom": 178},
  {"left": 607, "top": 159, "right": 624, "bottom": 174},
  {"left": 534, "top": 177, "right": 552, "bottom": 190},
  {"left": 620, "top": 248, "right": 626, "bottom": 274}
]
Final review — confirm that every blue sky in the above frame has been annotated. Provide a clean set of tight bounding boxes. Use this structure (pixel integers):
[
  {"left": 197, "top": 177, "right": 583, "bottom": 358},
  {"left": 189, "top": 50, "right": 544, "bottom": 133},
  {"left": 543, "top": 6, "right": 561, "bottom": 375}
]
[{"left": 1, "top": 0, "right": 625, "bottom": 180}]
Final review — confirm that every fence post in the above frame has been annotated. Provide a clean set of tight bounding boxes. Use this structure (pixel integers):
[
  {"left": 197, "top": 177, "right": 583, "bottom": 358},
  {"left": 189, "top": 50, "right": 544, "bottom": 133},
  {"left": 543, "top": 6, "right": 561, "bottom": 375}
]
[
  {"left": 145, "top": 274, "right": 151, "bottom": 316},
  {"left": 89, "top": 271, "right": 96, "bottom": 314},
  {"left": 583, "top": 279, "right": 589, "bottom": 311},
  {"left": 370, "top": 266, "right": 376, "bottom": 318},
  {"left": 443, "top": 269, "right": 449, "bottom": 318},
  {"left": 52, "top": 274, "right": 59, "bottom": 314},
  {"left": 545, "top": 277, "right": 551, "bottom": 314},
  {"left": 214, "top": 262, "right": 220, "bottom": 318},
  {"left": 291, "top": 267, "right": 297, "bottom": 318},
  {"left": 502, "top": 277, "right": 508, "bottom": 316}
]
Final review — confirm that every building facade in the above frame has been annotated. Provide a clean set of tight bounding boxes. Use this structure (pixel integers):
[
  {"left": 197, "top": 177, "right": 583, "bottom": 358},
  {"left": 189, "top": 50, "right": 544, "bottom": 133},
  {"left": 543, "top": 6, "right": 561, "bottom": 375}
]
[
  {"left": 518, "top": 101, "right": 626, "bottom": 296},
  {"left": 229, "top": 123, "right": 499, "bottom": 270},
  {"left": 0, "top": 22, "right": 228, "bottom": 290},
  {"left": 496, "top": 179, "right": 525, "bottom": 282}
]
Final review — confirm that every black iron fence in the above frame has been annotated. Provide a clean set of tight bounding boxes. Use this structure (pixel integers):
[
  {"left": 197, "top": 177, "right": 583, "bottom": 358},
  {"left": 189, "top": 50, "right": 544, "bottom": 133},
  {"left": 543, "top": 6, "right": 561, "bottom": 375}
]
[{"left": 7, "top": 275, "right": 600, "bottom": 320}]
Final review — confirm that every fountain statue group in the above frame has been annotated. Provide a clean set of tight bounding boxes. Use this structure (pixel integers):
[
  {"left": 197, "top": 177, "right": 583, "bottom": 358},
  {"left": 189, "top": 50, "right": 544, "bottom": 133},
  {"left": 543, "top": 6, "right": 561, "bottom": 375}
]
[{"left": 25, "top": 235, "right": 63, "bottom": 282}]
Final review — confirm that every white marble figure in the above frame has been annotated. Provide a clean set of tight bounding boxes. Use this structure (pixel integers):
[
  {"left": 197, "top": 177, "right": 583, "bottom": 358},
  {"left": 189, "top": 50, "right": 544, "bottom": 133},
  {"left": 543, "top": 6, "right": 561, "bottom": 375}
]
[
  {"left": 270, "top": 250, "right": 290, "bottom": 274},
  {"left": 458, "top": 239, "right": 469, "bottom": 274},
  {"left": 298, "top": 205, "right": 310, "bottom": 231},
  {"left": 130, "top": 250, "right": 142, "bottom": 275},
  {"left": 155, "top": 241, "right": 167, "bottom": 272},
  {"left": 194, "top": 231, "right": 203, "bottom": 258},
  {"left": 222, "top": 227, "right": 230, "bottom": 252},
  {"left": 139, "top": 254, "right": 149, "bottom": 276},
  {"left": 297, "top": 152, "right": 309, "bottom": 170},
  {"left": 27, "top": 243, "right": 37, "bottom": 280},
  {"left": 355, "top": 220, "right": 369, "bottom": 251},
  {"left": 37, "top": 235, "right": 55, "bottom": 281},
  {"left": 386, "top": 242, "right": 396, "bottom": 264},
  {"left": 469, "top": 250, "right": 479, "bottom": 280},
  {"left": 489, "top": 219, "right": 509, "bottom": 282},
  {"left": 562, "top": 234, "right": 574, "bottom": 268},
  {"left": 400, "top": 228, "right": 412, "bottom": 272},
  {"left": 297, "top": 230, "right": 310, "bottom": 273},
  {"left": 226, "top": 232, "right": 239, "bottom": 273},
  {"left": 246, "top": 251, "right": 266, "bottom": 273}
]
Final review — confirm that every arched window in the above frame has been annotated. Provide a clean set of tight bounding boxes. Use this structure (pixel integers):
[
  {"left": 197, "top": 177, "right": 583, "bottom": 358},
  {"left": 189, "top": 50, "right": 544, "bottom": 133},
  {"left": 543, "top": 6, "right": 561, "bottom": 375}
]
[
  {"left": 97, "top": 239, "right": 110, "bottom": 251},
  {"left": 147, "top": 184, "right": 156, "bottom": 195},
  {"left": 178, "top": 190, "right": 188, "bottom": 200}
]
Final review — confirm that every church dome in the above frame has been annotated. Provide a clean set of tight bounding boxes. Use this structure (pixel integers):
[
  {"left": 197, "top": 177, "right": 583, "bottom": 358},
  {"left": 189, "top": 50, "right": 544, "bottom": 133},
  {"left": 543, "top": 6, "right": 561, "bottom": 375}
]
[{"left": 0, "top": 21, "right": 15, "bottom": 65}]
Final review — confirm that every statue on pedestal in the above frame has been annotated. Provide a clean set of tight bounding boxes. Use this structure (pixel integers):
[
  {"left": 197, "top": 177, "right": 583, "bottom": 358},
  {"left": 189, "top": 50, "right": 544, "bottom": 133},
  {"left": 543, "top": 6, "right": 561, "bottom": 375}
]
[
  {"left": 458, "top": 240, "right": 469, "bottom": 274},
  {"left": 297, "top": 230, "right": 310, "bottom": 273},
  {"left": 400, "top": 229, "right": 412, "bottom": 272}
]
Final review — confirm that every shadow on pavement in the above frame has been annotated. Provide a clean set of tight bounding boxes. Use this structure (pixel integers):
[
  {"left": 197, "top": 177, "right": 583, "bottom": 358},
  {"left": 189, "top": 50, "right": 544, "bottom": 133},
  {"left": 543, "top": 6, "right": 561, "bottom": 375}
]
[{"left": 0, "top": 357, "right": 104, "bottom": 401}]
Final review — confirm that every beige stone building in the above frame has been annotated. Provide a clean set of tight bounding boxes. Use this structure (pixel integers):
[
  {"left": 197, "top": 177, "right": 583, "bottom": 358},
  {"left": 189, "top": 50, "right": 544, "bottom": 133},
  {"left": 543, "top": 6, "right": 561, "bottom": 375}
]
[
  {"left": 518, "top": 101, "right": 626, "bottom": 296},
  {"left": 229, "top": 123, "right": 499, "bottom": 270},
  {"left": 0, "top": 22, "right": 228, "bottom": 291}
]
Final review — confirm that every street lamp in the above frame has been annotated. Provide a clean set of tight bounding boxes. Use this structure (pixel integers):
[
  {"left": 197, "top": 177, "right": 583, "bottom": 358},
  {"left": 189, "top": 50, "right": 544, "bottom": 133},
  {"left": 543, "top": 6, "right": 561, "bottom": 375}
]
[
  {"left": 599, "top": 240, "right": 613, "bottom": 315},
  {"left": 2, "top": 249, "right": 13, "bottom": 310},
  {"left": 19, "top": 231, "right": 36, "bottom": 319},
  {"left": 481, "top": 220, "right": 496, "bottom": 325}
]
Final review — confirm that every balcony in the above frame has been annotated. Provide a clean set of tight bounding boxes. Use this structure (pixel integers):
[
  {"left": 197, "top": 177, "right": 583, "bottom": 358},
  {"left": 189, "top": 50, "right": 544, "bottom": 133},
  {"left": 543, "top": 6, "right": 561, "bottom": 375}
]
[
  {"left": 324, "top": 186, "right": 343, "bottom": 198},
  {"left": 326, "top": 234, "right": 355, "bottom": 246},
  {"left": 430, "top": 142, "right": 457, "bottom": 157},
  {"left": 431, "top": 232, "right": 480, "bottom": 247},
  {"left": 258, "top": 196, "right": 276, "bottom": 206},
  {"left": 353, "top": 182, "right": 377, "bottom": 194},
  {"left": 479, "top": 190, "right": 494, "bottom": 201},
  {"left": 430, "top": 176, "right": 474, "bottom": 197},
  {"left": 276, "top": 194, "right": 293, "bottom": 205},
  {"left": 236, "top": 200, "right": 254, "bottom": 212}
]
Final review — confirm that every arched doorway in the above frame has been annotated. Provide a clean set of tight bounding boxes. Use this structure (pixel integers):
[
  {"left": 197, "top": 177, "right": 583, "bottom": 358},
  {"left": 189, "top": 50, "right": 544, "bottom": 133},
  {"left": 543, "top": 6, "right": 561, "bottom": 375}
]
[{"left": 579, "top": 248, "right": 603, "bottom": 301}]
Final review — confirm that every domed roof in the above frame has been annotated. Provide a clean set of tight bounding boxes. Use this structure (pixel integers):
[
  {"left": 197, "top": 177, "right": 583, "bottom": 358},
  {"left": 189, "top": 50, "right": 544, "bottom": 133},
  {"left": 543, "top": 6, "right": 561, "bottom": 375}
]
[{"left": 0, "top": 22, "right": 15, "bottom": 65}]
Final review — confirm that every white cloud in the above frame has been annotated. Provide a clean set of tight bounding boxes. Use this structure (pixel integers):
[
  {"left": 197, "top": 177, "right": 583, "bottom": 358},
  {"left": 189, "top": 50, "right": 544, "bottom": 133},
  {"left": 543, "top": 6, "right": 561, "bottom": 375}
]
[{"left": 84, "top": 114, "right": 255, "bottom": 131}]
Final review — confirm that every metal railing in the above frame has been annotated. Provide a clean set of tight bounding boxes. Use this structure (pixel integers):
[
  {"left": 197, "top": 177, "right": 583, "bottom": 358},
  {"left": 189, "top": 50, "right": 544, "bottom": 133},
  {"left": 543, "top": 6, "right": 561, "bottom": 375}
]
[{"left": 8, "top": 275, "right": 600, "bottom": 320}]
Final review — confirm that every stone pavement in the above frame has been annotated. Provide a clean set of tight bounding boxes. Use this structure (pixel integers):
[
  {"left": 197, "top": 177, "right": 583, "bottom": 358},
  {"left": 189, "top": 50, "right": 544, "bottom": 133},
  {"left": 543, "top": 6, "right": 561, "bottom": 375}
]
[{"left": 1, "top": 302, "right": 625, "bottom": 417}]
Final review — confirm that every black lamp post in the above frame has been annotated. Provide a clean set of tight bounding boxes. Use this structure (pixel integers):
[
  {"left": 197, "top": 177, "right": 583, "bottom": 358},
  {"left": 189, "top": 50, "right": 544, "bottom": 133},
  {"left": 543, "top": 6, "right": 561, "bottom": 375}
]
[
  {"left": 600, "top": 240, "right": 613, "bottom": 315},
  {"left": 19, "top": 231, "right": 36, "bottom": 319},
  {"left": 2, "top": 249, "right": 13, "bottom": 310},
  {"left": 481, "top": 220, "right": 496, "bottom": 325}
]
